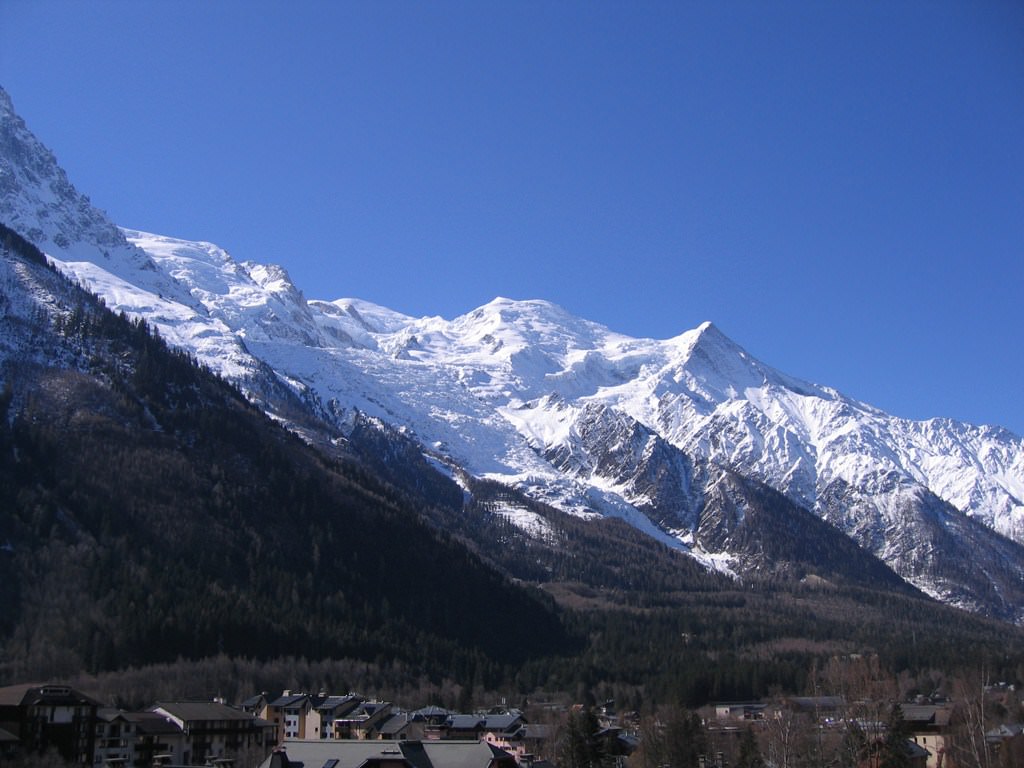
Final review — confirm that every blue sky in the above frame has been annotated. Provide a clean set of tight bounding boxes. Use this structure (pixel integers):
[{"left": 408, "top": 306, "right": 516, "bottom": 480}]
[{"left": 2, "top": 1, "right": 1023, "bottom": 435}]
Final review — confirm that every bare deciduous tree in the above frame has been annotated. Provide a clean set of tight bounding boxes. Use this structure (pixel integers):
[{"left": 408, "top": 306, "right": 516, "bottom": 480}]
[{"left": 948, "top": 670, "right": 994, "bottom": 768}]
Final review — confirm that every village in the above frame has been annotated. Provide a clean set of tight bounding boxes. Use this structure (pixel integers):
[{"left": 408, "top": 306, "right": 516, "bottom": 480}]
[{"left": 1, "top": 679, "right": 1021, "bottom": 768}]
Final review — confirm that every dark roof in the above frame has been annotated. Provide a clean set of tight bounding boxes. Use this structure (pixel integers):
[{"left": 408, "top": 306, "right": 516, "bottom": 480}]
[
  {"left": 0, "top": 684, "right": 39, "bottom": 707},
  {"left": 481, "top": 715, "right": 522, "bottom": 733},
  {"left": 378, "top": 714, "right": 414, "bottom": 736},
  {"left": 131, "top": 713, "right": 184, "bottom": 736},
  {"left": 260, "top": 740, "right": 515, "bottom": 768},
  {"left": 337, "top": 702, "right": 391, "bottom": 724},
  {"left": 617, "top": 734, "right": 640, "bottom": 752},
  {"left": 901, "top": 740, "right": 930, "bottom": 759},
  {"left": 0, "top": 727, "right": 19, "bottom": 744},
  {"left": 447, "top": 715, "right": 485, "bottom": 731},
  {"left": 901, "top": 705, "right": 952, "bottom": 728},
  {"left": 0, "top": 683, "right": 99, "bottom": 709},
  {"left": 97, "top": 708, "right": 133, "bottom": 723},
  {"left": 270, "top": 695, "right": 311, "bottom": 709},
  {"left": 153, "top": 701, "right": 257, "bottom": 723},
  {"left": 413, "top": 706, "right": 452, "bottom": 718},
  {"left": 987, "top": 723, "right": 1024, "bottom": 741},
  {"left": 317, "top": 696, "right": 362, "bottom": 714},
  {"left": 395, "top": 740, "right": 430, "bottom": 768}
]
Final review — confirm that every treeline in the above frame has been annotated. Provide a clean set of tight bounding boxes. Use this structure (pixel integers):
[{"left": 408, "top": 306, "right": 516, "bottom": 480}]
[
  {"left": 0, "top": 221, "right": 49, "bottom": 267},
  {"left": 539, "top": 586, "right": 1024, "bottom": 708}
]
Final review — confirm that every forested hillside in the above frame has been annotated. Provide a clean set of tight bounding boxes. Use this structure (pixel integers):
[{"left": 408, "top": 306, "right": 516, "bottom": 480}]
[{"left": 0, "top": 224, "right": 571, "bottom": 682}]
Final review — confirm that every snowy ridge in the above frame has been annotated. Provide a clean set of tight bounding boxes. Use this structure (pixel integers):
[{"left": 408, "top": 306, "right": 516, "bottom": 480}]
[
  {"left": 0, "top": 91, "right": 195, "bottom": 309},
  {"left": 4, "top": 84, "right": 1024, "bottom": 618},
  {"left": 110, "top": 229, "right": 1024, "bottom": 609}
]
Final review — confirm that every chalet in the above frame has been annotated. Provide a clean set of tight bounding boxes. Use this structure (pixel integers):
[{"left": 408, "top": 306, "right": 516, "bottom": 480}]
[
  {"left": 476, "top": 714, "right": 535, "bottom": 763},
  {"left": 511, "top": 724, "right": 553, "bottom": 766},
  {"left": 375, "top": 713, "right": 425, "bottom": 742},
  {"left": 93, "top": 709, "right": 191, "bottom": 768},
  {"left": 480, "top": 714, "right": 525, "bottom": 740},
  {"left": 986, "top": 723, "right": 1024, "bottom": 765},
  {"left": 266, "top": 694, "right": 315, "bottom": 742},
  {"left": 242, "top": 693, "right": 395, "bottom": 742},
  {"left": 94, "top": 709, "right": 139, "bottom": 767},
  {"left": 0, "top": 683, "right": 99, "bottom": 764},
  {"left": 859, "top": 738, "right": 929, "bottom": 768},
  {"left": 412, "top": 707, "right": 452, "bottom": 724},
  {"left": 902, "top": 704, "right": 952, "bottom": 768},
  {"left": 240, "top": 695, "right": 271, "bottom": 718},
  {"left": 151, "top": 701, "right": 274, "bottom": 766},
  {"left": 129, "top": 711, "right": 189, "bottom": 768},
  {"left": 412, "top": 707, "right": 452, "bottom": 741},
  {"left": 314, "top": 696, "right": 365, "bottom": 740},
  {"left": 329, "top": 701, "right": 393, "bottom": 741},
  {"left": 445, "top": 715, "right": 486, "bottom": 741}
]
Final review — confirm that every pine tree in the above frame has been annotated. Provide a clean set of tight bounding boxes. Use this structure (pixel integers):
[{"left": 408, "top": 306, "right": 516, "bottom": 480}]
[
  {"left": 559, "top": 708, "right": 602, "bottom": 768},
  {"left": 879, "top": 703, "right": 912, "bottom": 768},
  {"left": 735, "top": 726, "right": 765, "bottom": 768}
]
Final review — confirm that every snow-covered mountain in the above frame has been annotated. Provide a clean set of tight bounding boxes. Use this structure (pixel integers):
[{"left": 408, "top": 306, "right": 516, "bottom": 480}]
[{"left": 4, "top": 85, "right": 1024, "bottom": 620}]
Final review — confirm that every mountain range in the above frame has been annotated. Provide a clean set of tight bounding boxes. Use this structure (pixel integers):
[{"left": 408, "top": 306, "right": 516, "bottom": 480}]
[{"left": 2, "top": 83, "right": 1023, "bottom": 625}]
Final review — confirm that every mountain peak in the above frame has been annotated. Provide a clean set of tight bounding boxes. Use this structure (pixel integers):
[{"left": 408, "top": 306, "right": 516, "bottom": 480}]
[
  {"left": 663, "top": 319, "right": 831, "bottom": 408},
  {"left": 478, "top": 296, "right": 570, "bottom": 318},
  {"left": 688, "top": 320, "right": 738, "bottom": 353},
  {"left": 676, "top": 319, "right": 748, "bottom": 366},
  {"left": 0, "top": 85, "right": 13, "bottom": 115},
  {"left": 451, "top": 297, "right": 616, "bottom": 358},
  {"left": 695, "top": 319, "right": 718, "bottom": 334}
]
